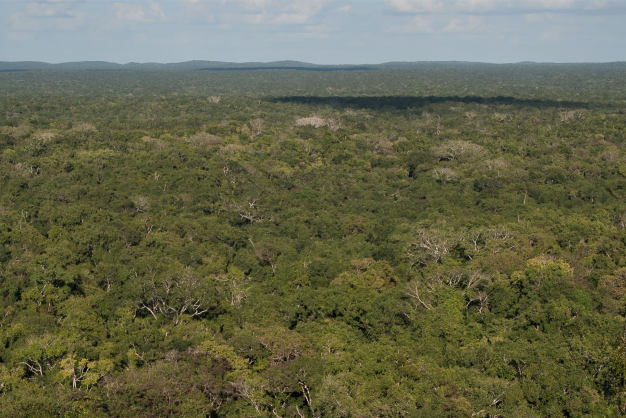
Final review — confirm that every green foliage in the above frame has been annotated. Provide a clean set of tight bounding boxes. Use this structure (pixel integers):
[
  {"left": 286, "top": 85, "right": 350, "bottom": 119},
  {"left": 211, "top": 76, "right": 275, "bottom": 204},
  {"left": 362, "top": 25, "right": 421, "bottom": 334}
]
[{"left": 1, "top": 65, "right": 626, "bottom": 416}]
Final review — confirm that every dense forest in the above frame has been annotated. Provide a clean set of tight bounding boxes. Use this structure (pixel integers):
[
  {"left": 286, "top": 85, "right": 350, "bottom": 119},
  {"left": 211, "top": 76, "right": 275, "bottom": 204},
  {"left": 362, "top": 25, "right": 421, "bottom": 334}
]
[{"left": 2, "top": 63, "right": 626, "bottom": 417}]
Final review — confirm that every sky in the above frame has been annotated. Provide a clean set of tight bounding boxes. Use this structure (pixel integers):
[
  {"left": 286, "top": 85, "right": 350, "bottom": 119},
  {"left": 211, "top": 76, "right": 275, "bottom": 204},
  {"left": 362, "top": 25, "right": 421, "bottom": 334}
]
[{"left": 0, "top": 0, "right": 625, "bottom": 64}]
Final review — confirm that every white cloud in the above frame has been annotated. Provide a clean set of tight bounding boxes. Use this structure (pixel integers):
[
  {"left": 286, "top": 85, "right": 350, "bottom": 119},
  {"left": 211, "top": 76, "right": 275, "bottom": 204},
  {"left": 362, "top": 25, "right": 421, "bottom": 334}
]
[
  {"left": 269, "top": 11, "right": 312, "bottom": 25},
  {"left": 180, "top": 0, "right": 205, "bottom": 12},
  {"left": 386, "top": 0, "right": 621, "bottom": 14},
  {"left": 179, "top": 0, "right": 215, "bottom": 23},
  {"left": 336, "top": 5, "right": 352, "bottom": 12},
  {"left": 272, "top": 31, "right": 330, "bottom": 39},
  {"left": 112, "top": 2, "right": 165, "bottom": 23},
  {"left": 389, "top": 13, "right": 488, "bottom": 34},
  {"left": 239, "top": 0, "right": 327, "bottom": 25},
  {"left": 386, "top": 0, "right": 445, "bottom": 13},
  {"left": 270, "top": 12, "right": 311, "bottom": 23},
  {"left": 240, "top": 0, "right": 276, "bottom": 12},
  {"left": 391, "top": 15, "right": 434, "bottom": 32},
  {"left": 443, "top": 15, "right": 486, "bottom": 31},
  {"left": 10, "top": 12, "right": 85, "bottom": 31},
  {"left": 525, "top": 0, "right": 577, "bottom": 9},
  {"left": 10, "top": 1, "right": 85, "bottom": 31},
  {"left": 524, "top": 12, "right": 562, "bottom": 23},
  {"left": 454, "top": 0, "right": 500, "bottom": 12},
  {"left": 26, "top": 2, "right": 71, "bottom": 17},
  {"left": 305, "top": 24, "right": 333, "bottom": 32}
]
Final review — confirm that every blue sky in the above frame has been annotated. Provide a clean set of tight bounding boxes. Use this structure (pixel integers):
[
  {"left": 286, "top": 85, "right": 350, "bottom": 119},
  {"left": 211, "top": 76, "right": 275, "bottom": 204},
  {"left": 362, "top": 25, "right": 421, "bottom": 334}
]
[{"left": 1, "top": 0, "right": 625, "bottom": 64}]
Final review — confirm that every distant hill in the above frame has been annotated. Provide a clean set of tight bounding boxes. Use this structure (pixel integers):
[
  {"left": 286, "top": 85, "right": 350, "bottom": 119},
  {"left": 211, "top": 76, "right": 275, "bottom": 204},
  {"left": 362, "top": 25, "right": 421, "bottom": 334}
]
[
  {"left": 1, "top": 60, "right": 625, "bottom": 72},
  {"left": 0, "top": 60, "right": 374, "bottom": 72}
]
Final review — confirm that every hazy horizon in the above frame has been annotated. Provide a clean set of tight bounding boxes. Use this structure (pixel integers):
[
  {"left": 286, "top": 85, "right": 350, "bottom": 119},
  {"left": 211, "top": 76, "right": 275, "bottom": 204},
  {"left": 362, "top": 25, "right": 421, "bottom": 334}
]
[{"left": 3, "top": 59, "right": 626, "bottom": 66}]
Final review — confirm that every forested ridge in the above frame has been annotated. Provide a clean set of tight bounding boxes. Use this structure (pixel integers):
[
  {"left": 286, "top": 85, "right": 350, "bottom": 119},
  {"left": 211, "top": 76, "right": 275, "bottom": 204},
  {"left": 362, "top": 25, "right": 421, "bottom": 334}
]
[{"left": 1, "top": 65, "right": 626, "bottom": 417}]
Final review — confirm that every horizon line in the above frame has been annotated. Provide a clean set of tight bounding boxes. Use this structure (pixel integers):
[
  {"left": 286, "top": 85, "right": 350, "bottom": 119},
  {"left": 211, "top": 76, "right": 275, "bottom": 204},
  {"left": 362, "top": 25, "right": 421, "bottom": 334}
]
[{"left": 2, "top": 59, "right": 626, "bottom": 66}]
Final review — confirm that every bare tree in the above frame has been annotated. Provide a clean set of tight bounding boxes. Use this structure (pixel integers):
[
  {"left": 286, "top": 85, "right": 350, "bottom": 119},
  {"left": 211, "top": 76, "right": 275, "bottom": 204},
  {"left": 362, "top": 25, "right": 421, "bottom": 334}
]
[
  {"left": 230, "top": 198, "right": 269, "bottom": 224},
  {"left": 405, "top": 280, "right": 434, "bottom": 310},
  {"left": 136, "top": 267, "right": 216, "bottom": 324},
  {"left": 432, "top": 167, "right": 460, "bottom": 183},
  {"left": 296, "top": 116, "right": 341, "bottom": 131},
  {"left": 405, "top": 269, "right": 491, "bottom": 313},
  {"left": 250, "top": 118, "right": 264, "bottom": 136},
  {"left": 432, "top": 140, "right": 487, "bottom": 161},
  {"left": 406, "top": 229, "right": 452, "bottom": 266},
  {"left": 132, "top": 196, "right": 151, "bottom": 213},
  {"left": 215, "top": 272, "right": 251, "bottom": 307}
]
